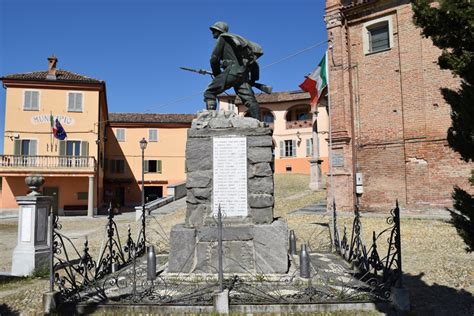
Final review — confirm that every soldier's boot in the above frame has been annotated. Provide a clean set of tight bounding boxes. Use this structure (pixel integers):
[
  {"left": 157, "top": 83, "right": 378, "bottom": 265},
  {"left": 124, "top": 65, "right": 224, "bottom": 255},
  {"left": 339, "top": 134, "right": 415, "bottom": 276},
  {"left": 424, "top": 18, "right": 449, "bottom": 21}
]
[
  {"left": 247, "top": 102, "right": 260, "bottom": 120},
  {"left": 206, "top": 100, "right": 217, "bottom": 110}
]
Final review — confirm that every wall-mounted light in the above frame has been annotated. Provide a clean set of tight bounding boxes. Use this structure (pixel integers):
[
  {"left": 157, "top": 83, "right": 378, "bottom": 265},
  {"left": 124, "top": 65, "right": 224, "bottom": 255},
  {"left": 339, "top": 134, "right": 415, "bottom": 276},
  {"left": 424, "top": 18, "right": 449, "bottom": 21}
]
[{"left": 296, "top": 131, "right": 302, "bottom": 141}]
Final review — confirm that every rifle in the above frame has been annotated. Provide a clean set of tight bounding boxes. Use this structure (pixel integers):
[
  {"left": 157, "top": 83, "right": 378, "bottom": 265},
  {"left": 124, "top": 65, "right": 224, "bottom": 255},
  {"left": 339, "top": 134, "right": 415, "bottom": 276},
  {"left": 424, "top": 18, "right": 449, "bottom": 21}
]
[{"left": 180, "top": 66, "right": 273, "bottom": 94}]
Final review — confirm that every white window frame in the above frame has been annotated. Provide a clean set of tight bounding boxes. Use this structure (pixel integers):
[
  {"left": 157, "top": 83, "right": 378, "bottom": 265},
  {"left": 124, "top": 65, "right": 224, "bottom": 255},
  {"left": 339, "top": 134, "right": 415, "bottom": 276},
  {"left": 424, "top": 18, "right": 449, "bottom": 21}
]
[
  {"left": 116, "top": 128, "right": 125, "bottom": 142},
  {"left": 23, "top": 90, "right": 40, "bottom": 111},
  {"left": 149, "top": 129, "right": 158, "bottom": 142},
  {"left": 363, "top": 16, "right": 393, "bottom": 55},
  {"left": 67, "top": 91, "right": 84, "bottom": 112}
]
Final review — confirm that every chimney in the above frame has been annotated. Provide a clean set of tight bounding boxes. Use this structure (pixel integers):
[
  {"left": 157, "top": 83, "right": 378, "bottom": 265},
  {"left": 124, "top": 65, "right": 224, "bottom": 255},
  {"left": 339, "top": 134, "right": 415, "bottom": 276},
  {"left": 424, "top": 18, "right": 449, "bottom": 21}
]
[{"left": 47, "top": 55, "right": 58, "bottom": 80}]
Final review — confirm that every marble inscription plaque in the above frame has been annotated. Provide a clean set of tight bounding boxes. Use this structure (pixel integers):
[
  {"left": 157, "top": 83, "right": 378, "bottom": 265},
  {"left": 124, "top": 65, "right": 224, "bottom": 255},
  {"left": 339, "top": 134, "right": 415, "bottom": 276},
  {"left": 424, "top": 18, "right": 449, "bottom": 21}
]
[
  {"left": 21, "top": 207, "right": 32, "bottom": 242},
  {"left": 213, "top": 137, "right": 247, "bottom": 217}
]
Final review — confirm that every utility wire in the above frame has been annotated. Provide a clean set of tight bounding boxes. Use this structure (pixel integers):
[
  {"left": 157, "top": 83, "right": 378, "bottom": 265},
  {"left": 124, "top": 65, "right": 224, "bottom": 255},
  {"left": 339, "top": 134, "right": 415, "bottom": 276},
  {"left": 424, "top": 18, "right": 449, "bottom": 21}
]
[{"left": 144, "top": 40, "right": 327, "bottom": 112}]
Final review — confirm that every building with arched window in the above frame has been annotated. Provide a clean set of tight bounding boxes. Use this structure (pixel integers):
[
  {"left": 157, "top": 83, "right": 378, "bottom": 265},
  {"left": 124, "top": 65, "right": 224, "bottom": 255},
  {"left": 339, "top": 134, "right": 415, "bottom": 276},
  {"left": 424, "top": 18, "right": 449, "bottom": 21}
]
[{"left": 219, "top": 91, "right": 329, "bottom": 188}]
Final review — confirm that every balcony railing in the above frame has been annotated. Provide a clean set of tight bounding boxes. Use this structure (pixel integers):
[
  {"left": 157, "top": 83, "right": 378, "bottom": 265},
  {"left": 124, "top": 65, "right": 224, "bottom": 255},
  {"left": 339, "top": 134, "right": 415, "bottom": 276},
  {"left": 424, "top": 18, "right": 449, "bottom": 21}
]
[
  {"left": 286, "top": 119, "right": 312, "bottom": 129},
  {"left": 0, "top": 155, "right": 96, "bottom": 171}
]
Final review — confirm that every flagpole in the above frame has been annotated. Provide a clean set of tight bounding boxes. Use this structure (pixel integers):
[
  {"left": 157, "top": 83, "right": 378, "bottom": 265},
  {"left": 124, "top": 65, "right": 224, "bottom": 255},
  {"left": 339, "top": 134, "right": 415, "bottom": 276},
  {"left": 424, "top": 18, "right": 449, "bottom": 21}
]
[{"left": 325, "top": 49, "right": 336, "bottom": 242}]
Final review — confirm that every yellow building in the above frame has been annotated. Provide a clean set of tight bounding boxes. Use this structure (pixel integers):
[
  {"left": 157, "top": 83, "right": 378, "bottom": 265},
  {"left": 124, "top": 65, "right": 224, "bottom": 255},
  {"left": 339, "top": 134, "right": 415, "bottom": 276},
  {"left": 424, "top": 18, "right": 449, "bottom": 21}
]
[
  {"left": 219, "top": 91, "right": 329, "bottom": 180},
  {"left": 104, "top": 113, "right": 193, "bottom": 208},
  {"left": 0, "top": 56, "right": 194, "bottom": 216}
]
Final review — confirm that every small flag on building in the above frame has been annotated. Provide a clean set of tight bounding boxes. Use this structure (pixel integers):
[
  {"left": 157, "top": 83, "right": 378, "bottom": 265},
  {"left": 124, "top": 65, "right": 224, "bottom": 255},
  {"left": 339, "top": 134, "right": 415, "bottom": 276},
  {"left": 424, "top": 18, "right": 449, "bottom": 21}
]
[
  {"left": 53, "top": 118, "right": 67, "bottom": 140},
  {"left": 299, "top": 53, "right": 328, "bottom": 106}
]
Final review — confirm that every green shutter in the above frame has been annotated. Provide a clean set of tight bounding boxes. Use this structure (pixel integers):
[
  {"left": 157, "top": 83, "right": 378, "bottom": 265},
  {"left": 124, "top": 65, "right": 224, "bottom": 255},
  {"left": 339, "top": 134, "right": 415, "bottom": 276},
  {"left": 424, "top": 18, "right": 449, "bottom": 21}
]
[
  {"left": 280, "top": 141, "right": 284, "bottom": 158},
  {"left": 144, "top": 160, "right": 149, "bottom": 173},
  {"left": 110, "top": 160, "right": 116, "bottom": 173},
  {"left": 292, "top": 140, "right": 296, "bottom": 157},
  {"left": 14, "top": 139, "right": 21, "bottom": 155},
  {"left": 80, "top": 141, "right": 89, "bottom": 156},
  {"left": 59, "top": 140, "right": 66, "bottom": 156},
  {"left": 157, "top": 160, "right": 162, "bottom": 173},
  {"left": 29, "top": 140, "right": 37, "bottom": 156}
]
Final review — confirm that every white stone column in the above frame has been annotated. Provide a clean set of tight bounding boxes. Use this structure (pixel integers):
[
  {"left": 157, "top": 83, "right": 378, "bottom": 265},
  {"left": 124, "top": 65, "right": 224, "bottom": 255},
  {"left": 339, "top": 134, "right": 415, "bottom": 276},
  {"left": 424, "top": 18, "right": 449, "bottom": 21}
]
[
  {"left": 87, "top": 175, "right": 94, "bottom": 217},
  {"left": 11, "top": 176, "right": 52, "bottom": 276},
  {"left": 309, "top": 111, "right": 323, "bottom": 190}
]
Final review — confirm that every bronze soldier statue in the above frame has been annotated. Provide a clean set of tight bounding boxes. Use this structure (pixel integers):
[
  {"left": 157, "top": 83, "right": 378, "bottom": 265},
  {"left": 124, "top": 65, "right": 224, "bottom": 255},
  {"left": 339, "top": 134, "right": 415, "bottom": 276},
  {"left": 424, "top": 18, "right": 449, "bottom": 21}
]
[{"left": 203, "top": 21, "right": 262, "bottom": 119}]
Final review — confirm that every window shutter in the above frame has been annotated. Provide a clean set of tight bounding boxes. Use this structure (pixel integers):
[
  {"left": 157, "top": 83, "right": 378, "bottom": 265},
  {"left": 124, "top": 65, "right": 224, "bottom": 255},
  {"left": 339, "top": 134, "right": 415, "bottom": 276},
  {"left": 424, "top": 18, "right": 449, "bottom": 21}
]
[
  {"left": 292, "top": 140, "right": 296, "bottom": 157},
  {"left": 24, "top": 91, "right": 31, "bottom": 109},
  {"left": 59, "top": 140, "right": 66, "bottom": 156},
  {"left": 14, "top": 139, "right": 21, "bottom": 155},
  {"left": 144, "top": 160, "right": 149, "bottom": 173},
  {"left": 68, "top": 93, "right": 74, "bottom": 111},
  {"left": 118, "top": 160, "right": 125, "bottom": 173},
  {"left": 32, "top": 91, "right": 39, "bottom": 109},
  {"left": 80, "top": 141, "right": 89, "bottom": 156},
  {"left": 76, "top": 93, "right": 83, "bottom": 111},
  {"left": 110, "top": 160, "right": 116, "bottom": 173},
  {"left": 29, "top": 140, "right": 37, "bottom": 156},
  {"left": 306, "top": 139, "right": 311, "bottom": 157},
  {"left": 157, "top": 160, "right": 162, "bottom": 173},
  {"left": 280, "top": 141, "right": 284, "bottom": 158}
]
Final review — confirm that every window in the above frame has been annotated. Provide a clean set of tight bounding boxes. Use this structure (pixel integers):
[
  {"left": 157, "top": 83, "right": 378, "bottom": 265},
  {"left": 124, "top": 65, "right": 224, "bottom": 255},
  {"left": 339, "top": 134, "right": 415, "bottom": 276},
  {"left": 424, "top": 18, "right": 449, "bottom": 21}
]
[
  {"left": 149, "top": 129, "right": 158, "bottom": 142},
  {"left": 280, "top": 140, "right": 296, "bottom": 158},
  {"left": 68, "top": 92, "right": 83, "bottom": 112},
  {"left": 296, "top": 111, "right": 309, "bottom": 121},
  {"left": 23, "top": 90, "right": 39, "bottom": 110},
  {"left": 116, "top": 128, "right": 125, "bottom": 142},
  {"left": 109, "top": 159, "right": 125, "bottom": 173},
  {"left": 14, "top": 139, "right": 38, "bottom": 166},
  {"left": 14, "top": 139, "right": 37, "bottom": 156},
  {"left": 262, "top": 112, "right": 274, "bottom": 123},
  {"left": 58, "top": 140, "right": 89, "bottom": 167},
  {"left": 306, "top": 138, "right": 313, "bottom": 157},
  {"left": 363, "top": 16, "right": 393, "bottom": 55},
  {"left": 145, "top": 160, "right": 162, "bottom": 173}
]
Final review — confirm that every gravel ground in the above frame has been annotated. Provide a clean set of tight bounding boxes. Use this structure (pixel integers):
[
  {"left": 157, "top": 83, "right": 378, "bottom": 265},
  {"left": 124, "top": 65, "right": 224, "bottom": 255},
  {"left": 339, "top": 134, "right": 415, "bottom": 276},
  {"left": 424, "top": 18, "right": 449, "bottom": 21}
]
[{"left": 0, "top": 174, "right": 473, "bottom": 315}]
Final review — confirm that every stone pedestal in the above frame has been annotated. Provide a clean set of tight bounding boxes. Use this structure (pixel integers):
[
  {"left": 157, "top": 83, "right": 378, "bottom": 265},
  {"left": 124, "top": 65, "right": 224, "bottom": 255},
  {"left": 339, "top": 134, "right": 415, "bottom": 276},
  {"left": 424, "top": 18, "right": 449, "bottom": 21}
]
[
  {"left": 12, "top": 175, "right": 52, "bottom": 276},
  {"left": 168, "top": 110, "right": 289, "bottom": 274}
]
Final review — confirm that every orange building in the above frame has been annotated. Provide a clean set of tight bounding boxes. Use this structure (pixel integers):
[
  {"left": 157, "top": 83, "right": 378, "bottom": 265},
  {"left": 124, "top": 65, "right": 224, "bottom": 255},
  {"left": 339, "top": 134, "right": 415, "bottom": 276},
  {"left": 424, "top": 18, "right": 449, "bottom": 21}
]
[
  {"left": 0, "top": 56, "right": 194, "bottom": 216},
  {"left": 219, "top": 91, "right": 329, "bottom": 184}
]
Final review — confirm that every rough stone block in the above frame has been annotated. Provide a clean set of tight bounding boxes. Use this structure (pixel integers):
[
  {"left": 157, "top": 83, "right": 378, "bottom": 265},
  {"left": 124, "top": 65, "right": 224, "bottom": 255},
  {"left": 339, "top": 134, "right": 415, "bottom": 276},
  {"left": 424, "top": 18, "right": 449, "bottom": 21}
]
[
  {"left": 229, "top": 117, "right": 260, "bottom": 128},
  {"left": 192, "top": 187, "right": 212, "bottom": 200},
  {"left": 209, "top": 241, "right": 255, "bottom": 273},
  {"left": 250, "top": 162, "right": 273, "bottom": 177},
  {"left": 186, "top": 170, "right": 212, "bottom": 188},
  {"left": 248, "top": 194, "right": 274, "bottom": 208},
  {"left": 197, "top": 225, "right": 254, "bottom": 242},
  {"left": 248, "top": 147, "right": 273, "bottom": 163},
  {"left": 247, "top": 135, "right": 273, "bottom": 147},
  {"left": 253, "top": 219, "right": 289, "bottom": 274},
  {"left": 186, "top": 138, "right": 212, "bottom": 172},
  {"left": 185, "top": 204, "right": 210, "bottom": 227},
  {"left": 168, "top": 225, "right": 196, "bottom": 273},
  {"left": 249, "top": 207, "right": 273, "bottom": 224},
  {"left": 186, "top": 192, "right": 198, "bottom": 204},
  {"left": 209, "top": 118, "right": 233, "bottom": 129},
  {"left": 249, "top": 177, "right": 274, "bottom": 194}
]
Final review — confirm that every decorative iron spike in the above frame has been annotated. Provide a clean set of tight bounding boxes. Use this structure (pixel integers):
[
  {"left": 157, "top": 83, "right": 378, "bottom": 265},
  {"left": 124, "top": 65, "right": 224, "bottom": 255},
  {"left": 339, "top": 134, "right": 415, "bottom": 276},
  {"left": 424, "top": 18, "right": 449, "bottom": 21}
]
[
  {"left": 299, "top": 243, "right": 310, "bottom": 279},
  {"left": 289, "top": 230, "right": 297, "bottom": 256}
]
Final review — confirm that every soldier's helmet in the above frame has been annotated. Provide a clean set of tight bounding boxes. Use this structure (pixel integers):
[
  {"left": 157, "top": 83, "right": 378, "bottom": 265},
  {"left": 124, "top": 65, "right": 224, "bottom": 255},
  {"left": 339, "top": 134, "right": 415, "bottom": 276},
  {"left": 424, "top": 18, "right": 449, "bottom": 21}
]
[{"left": 209, "top": 21, "right": 229, "bottom": 33}]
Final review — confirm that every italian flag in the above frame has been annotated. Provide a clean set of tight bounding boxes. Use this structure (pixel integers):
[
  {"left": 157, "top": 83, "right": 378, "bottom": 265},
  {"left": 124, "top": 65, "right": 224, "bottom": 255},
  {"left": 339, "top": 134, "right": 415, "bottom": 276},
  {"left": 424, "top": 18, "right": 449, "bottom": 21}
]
[{"left": 299, "top": 52, "right": 328, "bottom": 106}]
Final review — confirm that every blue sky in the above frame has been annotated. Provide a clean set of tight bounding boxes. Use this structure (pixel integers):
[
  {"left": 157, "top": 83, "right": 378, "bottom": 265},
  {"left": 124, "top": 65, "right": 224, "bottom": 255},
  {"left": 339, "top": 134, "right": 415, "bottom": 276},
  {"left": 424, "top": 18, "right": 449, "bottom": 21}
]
[{"left": 0, "top": 0, "right": 328, "bottom": 152}]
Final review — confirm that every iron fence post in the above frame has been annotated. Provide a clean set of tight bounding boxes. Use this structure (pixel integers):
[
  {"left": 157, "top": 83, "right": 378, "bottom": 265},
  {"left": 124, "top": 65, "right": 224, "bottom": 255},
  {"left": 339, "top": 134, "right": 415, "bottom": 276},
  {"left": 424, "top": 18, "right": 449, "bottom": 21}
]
[
  {"left": 49, "top": 204, "right": 54, "bottom": 292},
  {"left": 217, "top": 205, "right": 224, "bottom": 293},
  {"left": 394, "top": 200, "right": 402, "bottom": 287}
]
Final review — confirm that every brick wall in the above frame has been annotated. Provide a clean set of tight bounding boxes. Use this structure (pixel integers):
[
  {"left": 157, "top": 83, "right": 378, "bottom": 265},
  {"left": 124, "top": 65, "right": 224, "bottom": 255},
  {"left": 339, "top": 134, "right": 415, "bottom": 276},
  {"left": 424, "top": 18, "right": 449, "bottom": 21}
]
[{"left": 326, "top": 0, "right": 472, "bottom": 212}]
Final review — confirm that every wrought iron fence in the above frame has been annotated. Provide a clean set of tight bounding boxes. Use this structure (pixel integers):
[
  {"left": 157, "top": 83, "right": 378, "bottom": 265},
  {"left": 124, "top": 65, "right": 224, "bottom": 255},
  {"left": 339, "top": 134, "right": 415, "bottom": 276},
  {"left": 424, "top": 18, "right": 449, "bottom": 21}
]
[
  {"left": 332, "top": 200, "right": 403, "bottom": 299},
  {"left": 49, "top": 205, "right": 147, "bottom": 302}
]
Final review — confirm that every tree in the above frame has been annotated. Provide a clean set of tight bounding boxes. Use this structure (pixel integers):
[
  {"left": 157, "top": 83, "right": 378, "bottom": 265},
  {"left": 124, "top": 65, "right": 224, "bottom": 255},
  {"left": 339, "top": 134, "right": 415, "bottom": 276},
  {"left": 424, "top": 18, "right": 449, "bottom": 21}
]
[{"left": 411, "top": 0, "right": 474, "bottom": 252}]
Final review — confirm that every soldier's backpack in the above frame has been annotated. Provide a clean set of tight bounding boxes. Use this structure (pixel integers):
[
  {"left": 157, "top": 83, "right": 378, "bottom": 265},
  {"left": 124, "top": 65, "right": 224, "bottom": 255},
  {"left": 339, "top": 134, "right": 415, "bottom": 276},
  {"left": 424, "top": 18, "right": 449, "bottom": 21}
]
[{"left": 220, "top": 33, "right": 263, "bottom": 66}]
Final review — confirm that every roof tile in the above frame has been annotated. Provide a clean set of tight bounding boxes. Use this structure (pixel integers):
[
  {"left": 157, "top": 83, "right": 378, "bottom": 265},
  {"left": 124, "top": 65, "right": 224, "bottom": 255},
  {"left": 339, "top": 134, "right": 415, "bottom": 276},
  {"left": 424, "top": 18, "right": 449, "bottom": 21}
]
[{"left": 1, "top": 69, "right": 102, "bottom": 83}]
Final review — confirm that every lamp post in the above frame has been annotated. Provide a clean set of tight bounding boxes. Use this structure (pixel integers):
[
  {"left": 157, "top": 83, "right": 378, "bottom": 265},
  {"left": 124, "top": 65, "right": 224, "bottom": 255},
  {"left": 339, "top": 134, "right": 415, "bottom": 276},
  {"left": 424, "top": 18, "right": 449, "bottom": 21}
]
[{"left": 139, "top": 137, "right": 148, "bottom": 251}]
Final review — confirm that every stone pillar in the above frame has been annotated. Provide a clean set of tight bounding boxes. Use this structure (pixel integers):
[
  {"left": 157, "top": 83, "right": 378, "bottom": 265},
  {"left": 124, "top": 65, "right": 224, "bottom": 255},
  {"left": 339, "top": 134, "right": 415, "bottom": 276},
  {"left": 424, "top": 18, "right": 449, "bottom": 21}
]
[
  {"left": 87, "top": 175, "right": 94, "bottom": 217},
  {"left": 11, "top": 175, "right": 52, "bottom": 276}
]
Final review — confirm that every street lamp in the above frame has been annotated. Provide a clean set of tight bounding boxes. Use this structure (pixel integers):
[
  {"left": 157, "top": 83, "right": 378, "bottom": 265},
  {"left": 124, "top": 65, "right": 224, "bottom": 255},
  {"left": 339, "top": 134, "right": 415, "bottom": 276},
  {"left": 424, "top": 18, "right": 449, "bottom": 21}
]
[
  {"left": 140, "top": 137, "right": 148, "bottom": 209},
  {"left": 139, "top": 137, "right": 148, "bottom": 251}
]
